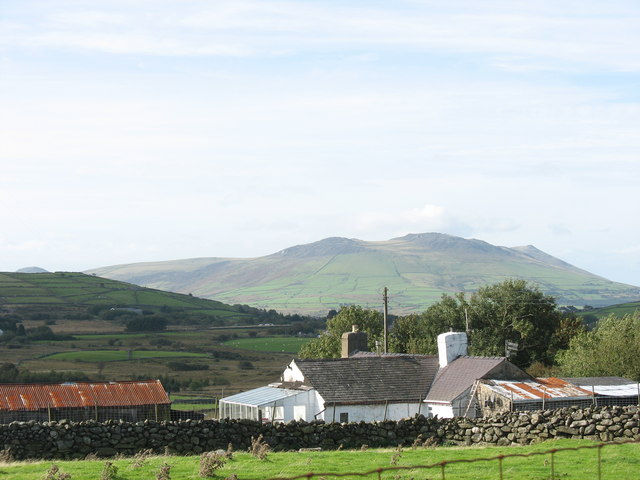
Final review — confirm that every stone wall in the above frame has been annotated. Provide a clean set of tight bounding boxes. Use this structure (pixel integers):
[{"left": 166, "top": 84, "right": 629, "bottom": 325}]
[{"left": 1, "top": 405, "right": 638, "bottom": 460}]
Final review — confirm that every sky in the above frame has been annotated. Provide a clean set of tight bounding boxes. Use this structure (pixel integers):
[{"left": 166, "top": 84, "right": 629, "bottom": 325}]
[{"left": 1, "top": 1, "right": 639, "bottom": 286}]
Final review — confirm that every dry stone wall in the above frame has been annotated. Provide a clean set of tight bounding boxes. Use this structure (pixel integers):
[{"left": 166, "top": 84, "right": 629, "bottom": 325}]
[{"left": 1, "top": 405, "right": 638, "bottom": 460}]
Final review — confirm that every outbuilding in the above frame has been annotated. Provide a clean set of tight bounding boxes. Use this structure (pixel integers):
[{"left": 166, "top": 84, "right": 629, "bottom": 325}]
[{"left": 0, "top": 380, "right": 171, "bottom": 423}]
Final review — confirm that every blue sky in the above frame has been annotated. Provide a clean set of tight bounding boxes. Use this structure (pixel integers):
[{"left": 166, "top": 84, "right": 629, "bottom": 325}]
[{"left": 1, "top": 1, "right": 639, "bottom": 286}]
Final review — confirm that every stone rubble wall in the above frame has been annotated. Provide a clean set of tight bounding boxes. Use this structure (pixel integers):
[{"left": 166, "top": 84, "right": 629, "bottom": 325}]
[{"left": 1, "top": 405, "right": 638, "bottom": 460}]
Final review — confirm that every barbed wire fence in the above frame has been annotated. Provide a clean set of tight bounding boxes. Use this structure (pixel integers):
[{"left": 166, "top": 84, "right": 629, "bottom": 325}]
[{"left": 250, "top": 439, "right": 640, "bottom": 480}]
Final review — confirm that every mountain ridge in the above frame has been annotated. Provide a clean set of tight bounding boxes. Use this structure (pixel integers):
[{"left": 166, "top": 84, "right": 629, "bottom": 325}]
[{"left": 86, "top": 233, "right": 639, "bottom": 315}]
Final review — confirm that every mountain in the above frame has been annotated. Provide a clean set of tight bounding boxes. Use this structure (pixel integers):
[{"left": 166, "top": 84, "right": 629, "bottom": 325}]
[
  {"left": 86, "top": 233, "right": 640, "bottom": 315},
  {"left": 16, "top": 266, "right": 49, "bottom": 273}
]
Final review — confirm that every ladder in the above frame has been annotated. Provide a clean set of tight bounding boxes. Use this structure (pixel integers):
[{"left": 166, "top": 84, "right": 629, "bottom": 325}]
[{"left": 463, "top": 380, "right": 480, "bottom": 417}]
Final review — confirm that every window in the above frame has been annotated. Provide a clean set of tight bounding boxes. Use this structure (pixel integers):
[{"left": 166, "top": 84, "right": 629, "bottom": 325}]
[{"left": 339, "top": 412, "right": 348, "bottom": 423}]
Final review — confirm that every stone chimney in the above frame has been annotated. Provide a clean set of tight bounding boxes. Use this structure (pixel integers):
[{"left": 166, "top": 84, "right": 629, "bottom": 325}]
[
  {"left": 437, "top": 331, "right": 468, "bottom": 368},
  {"left": 341, "top": 325, "right": 368, "bottom": 358}
]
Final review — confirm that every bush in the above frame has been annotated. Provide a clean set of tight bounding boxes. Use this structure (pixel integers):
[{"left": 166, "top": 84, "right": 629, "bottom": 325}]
[
  {"left": 167, "top": 361, "right": 209, "bottom": 372},
  {"left": 249, "top": 435, "right": 269, "bottom": 460},
  {"left": 199, "top": 452, "right": 226, "bottom": 477},
  {"left": 238, "top": 360, "right": 255, "bottom": 370}
]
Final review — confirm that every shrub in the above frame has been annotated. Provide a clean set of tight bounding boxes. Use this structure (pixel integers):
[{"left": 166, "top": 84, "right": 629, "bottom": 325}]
[
  {"left": 238, "top": 360, "right": 255, "bottom": 370},
  {"left": 249, "top": 435, "right": 269, "bottom": 460},
  {"left": 100, "top": 461, "right": 118, "bottom": 480},
  {"left": 43, "top": 464, "right": 71, "bottom": 480},
  {"left": 156, "top": 462, "right": 172, "bottom": 480},
  {"left": 199, "top": 452, "right": 226, "bottom": 477}
]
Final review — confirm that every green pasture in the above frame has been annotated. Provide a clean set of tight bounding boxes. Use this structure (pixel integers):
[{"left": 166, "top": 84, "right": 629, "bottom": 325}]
[
  {"left": 41, "top": 350, "right": 208, "bottom": 362},
  {"left": 222, "top": 336, "right": 312, "bottom": 353},
  {"left": 70, "top": 332, "right": 204, "bottom": 341},
  {"left": 577, "top": 301, "right": 640, "bottom": 320},
  {"left": 169, "top": 394, "right": 218, "bottom": 412},
  {"left": 0, "top": 272, "right": 253, "bottom": 321},
  {"left": 0, "top": 439, "right": 638, "bottom": 480}
]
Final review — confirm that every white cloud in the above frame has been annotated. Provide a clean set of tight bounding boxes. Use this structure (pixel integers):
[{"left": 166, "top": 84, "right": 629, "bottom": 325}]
[
  {"left": 2, "top": 1, "right": 639, "bottom": 70},
  {"left": 354, "top": 205, "right": 459, "bottom": 237},
  {"left": 0, "top": 1, "right": 639, "bottom": 286}
]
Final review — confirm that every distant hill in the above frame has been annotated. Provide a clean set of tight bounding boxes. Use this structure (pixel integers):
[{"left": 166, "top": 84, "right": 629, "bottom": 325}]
[
  {"left": 86, "top": 233, "right": 640, "bottom": 315},
  {"left": 0, "top": 271, "right": 254, "bottom": 323},
  {"left": 16, "top": 266, "right": 48, "bottom": 273}
]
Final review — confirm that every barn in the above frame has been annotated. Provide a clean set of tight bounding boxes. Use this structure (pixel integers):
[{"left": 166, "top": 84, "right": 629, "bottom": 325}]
[{"left": 0, "top": 380, "right": 171, "bottom": 423}]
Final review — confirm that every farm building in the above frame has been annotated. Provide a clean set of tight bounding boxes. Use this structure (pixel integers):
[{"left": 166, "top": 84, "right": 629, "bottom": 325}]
[
  {"left": 219, "top": 385, "right": 316, "bottom": 422},
  {"left": 220, "top": 355, "right": 438, "bottom": 423},
  {"left": 220, "top": 327, "right": 439, "bottom": 422},
  {"left": 220, "top": 329, "right": 639, "bottom": 423},
  {"left": 0, "top": 380, "right": 171, "bottom": 423},
  {"left": 476, "top": 377, "right": 594, "bottom": 416},
  {"left": 475, "top": 376, "right": 640, "bottom": 416},
  {"left": 560, "top": 377, "right": 640, "bottom": 407}
]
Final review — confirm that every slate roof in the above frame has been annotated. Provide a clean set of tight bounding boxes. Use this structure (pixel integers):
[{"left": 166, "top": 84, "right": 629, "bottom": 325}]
[
  {"left": 425, "top": 356, "right": 506, "bottom": 403},
  {"left": 294, "top": 356, "right": 439, "bottom": 405}
]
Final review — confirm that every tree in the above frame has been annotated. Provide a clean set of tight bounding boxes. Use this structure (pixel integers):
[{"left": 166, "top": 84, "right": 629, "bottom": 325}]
[
  {"left": 557, "top": 312, "right": 640, "bottom": 381},
  {"left": 298, "top": 305, "right": 383, "bottom": 358},
  {"left": 390, "top": 292, "right": 467, "bottom": 354},
  {"left": 391, "top": 279, "right": 565, "bottom": 367},
  {"left": 465, "top": 279, "right": 561, "bottom": 366}
]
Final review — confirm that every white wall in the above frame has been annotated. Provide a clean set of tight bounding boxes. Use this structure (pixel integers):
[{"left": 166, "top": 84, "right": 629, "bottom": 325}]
[
  {"left": 320, "top": 402, "right": 425, "bottom": 423},
  {"left": 425, "top": 387, "right": 478, "bottom": 419}
]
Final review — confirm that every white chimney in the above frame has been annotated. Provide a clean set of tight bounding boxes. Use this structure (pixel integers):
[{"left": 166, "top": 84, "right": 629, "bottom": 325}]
[{"left": 437, "top": 332, "right": 468, "bottom": 368}]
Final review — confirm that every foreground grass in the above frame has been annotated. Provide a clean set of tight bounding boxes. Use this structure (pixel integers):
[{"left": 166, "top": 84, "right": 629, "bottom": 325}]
[{"left": 1, "top": 439, "right": 638, "bottom": 480}]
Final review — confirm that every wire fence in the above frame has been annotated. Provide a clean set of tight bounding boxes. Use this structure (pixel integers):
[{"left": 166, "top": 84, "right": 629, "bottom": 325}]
[
  {"left": 0, "top": 404, "right": 172, "bottom": 423},
  {"left": 253, "top": 439, "right": 640, "bottom": 480}
]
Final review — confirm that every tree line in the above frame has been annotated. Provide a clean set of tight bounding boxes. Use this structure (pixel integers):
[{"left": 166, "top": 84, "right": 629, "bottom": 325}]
[{"left": 299, "top": 279, "right": 639, "bottom": 381}]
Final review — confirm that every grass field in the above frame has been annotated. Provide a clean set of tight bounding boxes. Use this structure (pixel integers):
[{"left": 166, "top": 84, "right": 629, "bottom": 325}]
[
  {"left": 222, "top": 336, "right": 313, "bottom": 353},
  {"left": 0, "top": 439, "right": 638, "bottom": 480},
  {"left": 41, "top": 350, "right": 209, "bottom": 362},
  {"left": 0, "top": 271, "right": 253, "bottom": 321},
  {"left": 577, "top": 301, "right": 640, "bottom": 320}
]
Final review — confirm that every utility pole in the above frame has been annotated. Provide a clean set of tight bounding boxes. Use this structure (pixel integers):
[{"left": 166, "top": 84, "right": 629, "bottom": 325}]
[{"left": 383, "top": 287, "right": 388, "bottom": 353}]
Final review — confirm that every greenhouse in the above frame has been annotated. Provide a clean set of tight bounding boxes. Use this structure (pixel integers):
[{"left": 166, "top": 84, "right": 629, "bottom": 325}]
[{"left": 219, "top": 385, "right": 316, "bottom": 422}]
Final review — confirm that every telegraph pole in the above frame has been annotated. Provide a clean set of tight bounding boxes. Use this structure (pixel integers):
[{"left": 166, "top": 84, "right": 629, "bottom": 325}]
[{"left": 383, "top": 287, "right": 388, "bottom": 353}]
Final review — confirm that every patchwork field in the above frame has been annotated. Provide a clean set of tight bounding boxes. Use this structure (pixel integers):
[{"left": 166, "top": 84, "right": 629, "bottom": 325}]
[
  {"left": 41, "top": 350, "right": 209, "bottom": 362},
  {"left": 222, "top": 336, "right": 313, "bottom": 353}
]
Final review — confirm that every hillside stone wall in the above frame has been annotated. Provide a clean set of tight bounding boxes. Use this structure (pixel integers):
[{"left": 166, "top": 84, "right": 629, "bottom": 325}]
[{"left": 1, "top": 405, "right": 638, "bottom": 460}]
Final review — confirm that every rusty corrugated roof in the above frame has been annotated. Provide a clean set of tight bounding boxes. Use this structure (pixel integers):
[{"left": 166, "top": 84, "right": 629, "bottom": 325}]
[
  {"left": 482, "top": 377, "right": 592, "bottom": 401},
  {"left": 0, "top": 380, "right": 170, "bottom": 411}
]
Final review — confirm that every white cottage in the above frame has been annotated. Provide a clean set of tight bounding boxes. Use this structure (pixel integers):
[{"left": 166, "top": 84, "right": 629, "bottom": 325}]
[
  {"left": 280, "top": 354, "right": 439, "bottom": 422},
  {"left": 220, "top": 329, "right": 529, "bottom": 422}
]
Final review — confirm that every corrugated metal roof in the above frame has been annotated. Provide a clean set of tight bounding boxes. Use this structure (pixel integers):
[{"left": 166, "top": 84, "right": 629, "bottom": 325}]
[
  {"left": 482, "top": 377, "right": 592, "bottom": 401},
  {"left": 0, "top": 380, "right": 170, "bottom": 411},
  {"left": 561, "top": 377, "right": 639, "bottom": 396},
  {"left": 220, "top": 386, "right": 306, "bottom": 407}
]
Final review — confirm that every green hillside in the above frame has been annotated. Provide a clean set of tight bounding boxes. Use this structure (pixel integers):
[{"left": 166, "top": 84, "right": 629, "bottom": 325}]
[
  {"left": 0, "top": 271, "right": 253, "bottom": 322},
  {"left": 87, "top": 233, "right": 640, "bottom": 315},
  {"left": 576, "top": 300, "right": 640, "bottom": 321}
]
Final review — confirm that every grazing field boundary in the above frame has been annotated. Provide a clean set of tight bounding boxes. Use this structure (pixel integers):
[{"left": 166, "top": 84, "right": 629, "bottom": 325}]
[
  {"left": 259, "top": 439, "right": 640, "bottom": 480},
  {"left": 1, "top": 405, "right": 638, "bottom": 460}
]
